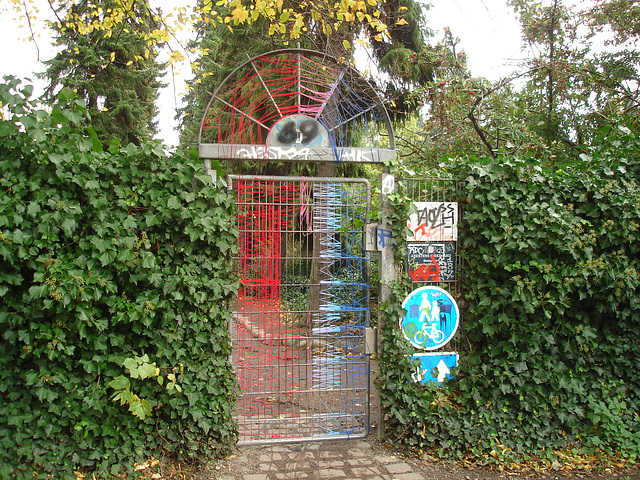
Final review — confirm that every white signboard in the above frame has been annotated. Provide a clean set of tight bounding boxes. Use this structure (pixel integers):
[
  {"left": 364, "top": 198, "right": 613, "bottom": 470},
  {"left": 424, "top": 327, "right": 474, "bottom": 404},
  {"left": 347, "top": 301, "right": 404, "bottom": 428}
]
[{"left": 407, "top": 202, "right": 458, "bottom": 241}]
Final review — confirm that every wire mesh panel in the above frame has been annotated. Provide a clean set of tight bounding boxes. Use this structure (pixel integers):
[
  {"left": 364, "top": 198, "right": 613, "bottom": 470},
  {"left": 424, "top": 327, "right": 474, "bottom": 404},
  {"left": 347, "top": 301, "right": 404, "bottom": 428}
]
[
  {"left": 229, "top": 175, "right": 371, "bottom": 444},
  {"left": 402, "top": 177, "right": 464, "bottom": 350}
]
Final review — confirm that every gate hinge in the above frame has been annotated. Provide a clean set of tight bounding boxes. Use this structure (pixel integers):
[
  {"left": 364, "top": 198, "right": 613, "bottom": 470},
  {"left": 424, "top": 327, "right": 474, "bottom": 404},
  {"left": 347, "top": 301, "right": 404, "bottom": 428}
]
[{"left": 364, "top": 327, "right": 377, "bottom": 355}]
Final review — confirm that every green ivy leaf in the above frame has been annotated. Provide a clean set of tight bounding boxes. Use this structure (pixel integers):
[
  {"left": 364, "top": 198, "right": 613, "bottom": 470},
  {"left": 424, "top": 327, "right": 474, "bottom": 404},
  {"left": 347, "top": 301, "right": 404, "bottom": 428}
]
[{"left": 109, "top": 376, "right": 131, "bottom": 390}]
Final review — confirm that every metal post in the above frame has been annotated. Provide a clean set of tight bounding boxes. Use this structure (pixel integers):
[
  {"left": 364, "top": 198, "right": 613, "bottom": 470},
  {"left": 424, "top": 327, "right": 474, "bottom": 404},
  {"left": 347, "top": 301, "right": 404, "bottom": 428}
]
[{"left": 377, "top": 169, "right": 397, "bottom": 439}]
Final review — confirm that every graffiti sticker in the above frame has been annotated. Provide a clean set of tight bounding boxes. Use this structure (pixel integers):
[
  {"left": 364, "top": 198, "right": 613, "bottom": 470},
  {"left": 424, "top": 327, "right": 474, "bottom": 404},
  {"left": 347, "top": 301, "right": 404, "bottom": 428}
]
[
  {"left": 407, "top": 242, "right": 456, "bottom": 282},
  {"left": 407, "top": 202, "right": 458, "bottom": 241}
]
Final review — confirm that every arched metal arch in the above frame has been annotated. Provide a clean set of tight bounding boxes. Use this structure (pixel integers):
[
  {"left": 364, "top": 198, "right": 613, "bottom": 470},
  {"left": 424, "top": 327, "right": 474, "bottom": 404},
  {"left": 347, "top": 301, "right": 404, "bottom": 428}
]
[{"left": 198, "top": 48, "right": 396, "bottom": 164}]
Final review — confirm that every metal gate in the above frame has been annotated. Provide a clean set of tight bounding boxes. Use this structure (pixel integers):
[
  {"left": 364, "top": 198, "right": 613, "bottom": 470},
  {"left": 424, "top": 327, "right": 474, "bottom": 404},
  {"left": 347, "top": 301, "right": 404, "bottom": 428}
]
[{"left": 228, "top": 175, "right": 372, "bottom": 444}]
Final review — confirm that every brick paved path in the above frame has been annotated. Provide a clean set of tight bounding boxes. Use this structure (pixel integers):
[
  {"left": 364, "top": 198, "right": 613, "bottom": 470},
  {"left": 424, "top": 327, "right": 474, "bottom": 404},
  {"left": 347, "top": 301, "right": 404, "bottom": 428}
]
[{"left": 211, "top": 439, "right": 431, "bottom": 480}]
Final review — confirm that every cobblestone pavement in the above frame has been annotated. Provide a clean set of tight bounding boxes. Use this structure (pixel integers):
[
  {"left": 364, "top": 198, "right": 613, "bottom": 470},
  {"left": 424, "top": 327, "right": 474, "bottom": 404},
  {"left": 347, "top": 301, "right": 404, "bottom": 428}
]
[{"left": 209, "top": 439, "right": 437, "bottom": 480}]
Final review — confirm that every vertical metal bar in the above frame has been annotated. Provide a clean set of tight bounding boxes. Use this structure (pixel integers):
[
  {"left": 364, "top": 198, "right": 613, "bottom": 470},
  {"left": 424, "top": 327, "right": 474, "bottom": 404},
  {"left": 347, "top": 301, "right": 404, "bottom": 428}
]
[{"left": 297, "top": 51, "right": 302, "bottom": 110}]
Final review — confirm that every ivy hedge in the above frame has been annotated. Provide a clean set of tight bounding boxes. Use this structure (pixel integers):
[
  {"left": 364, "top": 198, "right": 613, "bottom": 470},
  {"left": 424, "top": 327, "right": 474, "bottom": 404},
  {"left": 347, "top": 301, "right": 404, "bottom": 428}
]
[
  {"left": 0, "top": 78, "right": 239, "bottom": 478},
  {"left": 378, "top": 125, "right": 640, "bottom": 466}
]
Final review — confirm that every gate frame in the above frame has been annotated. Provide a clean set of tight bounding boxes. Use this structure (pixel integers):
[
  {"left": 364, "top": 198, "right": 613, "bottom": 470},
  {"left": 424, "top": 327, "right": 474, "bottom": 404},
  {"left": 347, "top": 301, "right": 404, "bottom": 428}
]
[
  {"left": 228, "top": 174, "right": 376, "bottom": 445},
  {"left": 197, "top": 48, "right": 400, "bottom": 444}
]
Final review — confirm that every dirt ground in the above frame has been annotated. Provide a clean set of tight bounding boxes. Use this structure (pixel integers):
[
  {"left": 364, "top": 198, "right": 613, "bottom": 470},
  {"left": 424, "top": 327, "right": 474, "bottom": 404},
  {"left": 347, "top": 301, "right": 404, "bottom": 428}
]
[
  {"left": 366, "top": 437, "right": 640, "bottom": 480},
  {"left": 178, "top": 432, "right": 640, "bottom": 480}
]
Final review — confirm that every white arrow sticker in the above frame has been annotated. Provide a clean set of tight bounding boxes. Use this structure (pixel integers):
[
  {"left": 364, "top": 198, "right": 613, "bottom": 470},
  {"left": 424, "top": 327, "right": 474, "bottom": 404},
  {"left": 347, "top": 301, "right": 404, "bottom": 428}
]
[{"left": 436, "top": 359, "right": 450, "bottom": 383}]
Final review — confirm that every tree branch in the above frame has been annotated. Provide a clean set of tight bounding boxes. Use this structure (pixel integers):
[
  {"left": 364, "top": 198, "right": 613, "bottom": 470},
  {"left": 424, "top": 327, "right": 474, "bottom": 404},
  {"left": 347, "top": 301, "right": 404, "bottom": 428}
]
[
  {"left": 22, "top": 0, "right": 41, "bottom": 62},
  {"left": 467, "top": 106, "right": 496, "bottom": 158}
]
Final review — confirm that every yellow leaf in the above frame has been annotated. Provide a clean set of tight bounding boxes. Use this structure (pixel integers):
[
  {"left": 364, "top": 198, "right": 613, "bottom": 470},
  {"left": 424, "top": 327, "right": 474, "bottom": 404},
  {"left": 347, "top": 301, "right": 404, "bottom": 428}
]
[
  {"left": 374, "top": 33, "right": 382, "bottom": 42},
  {"left": 169, "top": 51, "right": 185, "bottom": 63},
  {"left": 342, "top": 40, "right": 350, "bottom": 50},
  {"left": 126, "top": 60, "right": 133, "bottom": 66},
  {"left": 109, "top": 51, "right": 115, "bottom": 62},
  {"left": 367, "top": 0, "right": 377, "bottom": 5},
  {"left": 395, "top": 18, "right": 408, "bottom": 26},
  {"left": 231, "top": 7, "right": 249, "bottom": 23}
]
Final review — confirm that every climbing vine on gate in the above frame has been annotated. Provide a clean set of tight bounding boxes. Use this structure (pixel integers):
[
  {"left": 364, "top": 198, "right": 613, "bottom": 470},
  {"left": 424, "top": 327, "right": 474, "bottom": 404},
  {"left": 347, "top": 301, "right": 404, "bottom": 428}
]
[
  {"left": 0, "top": 77, "right": 239, "bottom": 479},
  {"left": 377, "top": 126, "right": 640, "bottom": 467}
]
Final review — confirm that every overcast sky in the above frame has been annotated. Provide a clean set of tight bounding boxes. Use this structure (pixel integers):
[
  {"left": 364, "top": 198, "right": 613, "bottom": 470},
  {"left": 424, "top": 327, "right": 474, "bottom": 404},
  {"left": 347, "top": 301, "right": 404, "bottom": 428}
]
[{"left": 0, "top": 0, "right": 526, "bottom": 147}]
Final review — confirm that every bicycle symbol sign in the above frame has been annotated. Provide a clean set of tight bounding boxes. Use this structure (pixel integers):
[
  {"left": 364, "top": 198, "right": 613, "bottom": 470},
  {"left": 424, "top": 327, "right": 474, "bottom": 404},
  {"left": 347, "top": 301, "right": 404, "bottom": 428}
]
[{"left": 400, "top": 286, "right": 459, "bottom": 350}]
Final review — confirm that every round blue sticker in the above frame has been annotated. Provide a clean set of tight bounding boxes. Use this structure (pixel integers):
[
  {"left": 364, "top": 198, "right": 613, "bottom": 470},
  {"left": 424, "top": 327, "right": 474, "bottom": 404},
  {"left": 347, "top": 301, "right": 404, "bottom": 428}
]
[{"left": 400, "top": 286, "right": 459, "bottom": 350}]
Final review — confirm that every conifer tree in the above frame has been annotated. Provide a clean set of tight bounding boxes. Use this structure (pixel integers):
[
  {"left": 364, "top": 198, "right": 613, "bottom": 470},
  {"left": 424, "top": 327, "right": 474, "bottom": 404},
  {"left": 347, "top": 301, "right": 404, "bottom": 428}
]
[
  {"left": 178, "top": 15, "right": 281, "bottom": 150},
  {"left": 178, "top": 0, "right": 435, "bottom": 151},
  {"left": 42, "top": 0, "right": 164, "bottom": 148}
]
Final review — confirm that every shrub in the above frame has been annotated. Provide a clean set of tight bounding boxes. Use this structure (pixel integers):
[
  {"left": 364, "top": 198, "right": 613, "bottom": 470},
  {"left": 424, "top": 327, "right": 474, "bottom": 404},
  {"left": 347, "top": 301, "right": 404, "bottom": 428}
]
[
  {"left": 0, "top": 77, "right": 239, "bottom": 478},
  {"left": 379, "top": 125, "right": 640, "bottom": 464}
]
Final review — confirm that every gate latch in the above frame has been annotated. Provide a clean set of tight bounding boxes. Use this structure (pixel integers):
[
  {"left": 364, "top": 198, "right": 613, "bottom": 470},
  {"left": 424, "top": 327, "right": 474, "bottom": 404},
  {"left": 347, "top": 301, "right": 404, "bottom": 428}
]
[{"left": 364, "top": 327, "right": 377, "bottom": 355}]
